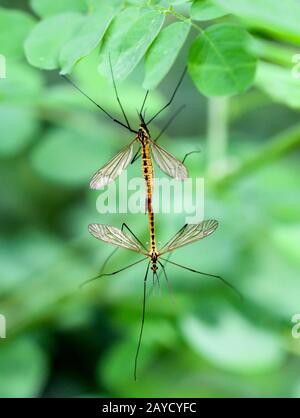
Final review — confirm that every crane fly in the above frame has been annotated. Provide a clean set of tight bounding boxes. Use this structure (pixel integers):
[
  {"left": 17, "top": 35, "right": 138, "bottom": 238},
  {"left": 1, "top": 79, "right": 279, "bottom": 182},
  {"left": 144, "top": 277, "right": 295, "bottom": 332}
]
[
  {"left": 63, "top": 60, "right": 192, "bottom": 255},
  {"left": 85, "top": 220, "right": 242, "bottom": 380},
  {"left": 62, "top": 60, "right": 189, "bottom": 194}
]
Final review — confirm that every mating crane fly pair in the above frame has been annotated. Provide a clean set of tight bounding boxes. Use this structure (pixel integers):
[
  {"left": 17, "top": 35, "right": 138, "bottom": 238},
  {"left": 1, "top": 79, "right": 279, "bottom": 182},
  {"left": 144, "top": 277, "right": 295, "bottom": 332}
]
[{"left": 63, "top": 62, "right": 241, "bottom": 380}]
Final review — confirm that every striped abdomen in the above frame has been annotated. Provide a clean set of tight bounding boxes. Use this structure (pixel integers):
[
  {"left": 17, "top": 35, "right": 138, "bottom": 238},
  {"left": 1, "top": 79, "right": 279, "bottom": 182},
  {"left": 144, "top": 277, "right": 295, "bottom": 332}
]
[{"left": 141, "top": 142, "right": 156, "bottom": 252}]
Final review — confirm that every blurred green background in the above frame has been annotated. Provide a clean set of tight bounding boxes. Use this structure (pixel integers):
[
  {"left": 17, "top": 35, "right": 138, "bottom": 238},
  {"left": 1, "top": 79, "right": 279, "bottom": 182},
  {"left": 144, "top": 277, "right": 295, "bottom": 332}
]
[{"left": 0, "top": 0, "right": 300, "bottom": 398}]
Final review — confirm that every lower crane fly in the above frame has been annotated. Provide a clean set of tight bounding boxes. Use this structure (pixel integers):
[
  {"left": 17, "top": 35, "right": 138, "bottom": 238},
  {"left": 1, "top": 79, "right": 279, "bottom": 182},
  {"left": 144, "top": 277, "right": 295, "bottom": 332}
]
[{"left": 85, "top": 220, "right": 242, "bottom": 380}]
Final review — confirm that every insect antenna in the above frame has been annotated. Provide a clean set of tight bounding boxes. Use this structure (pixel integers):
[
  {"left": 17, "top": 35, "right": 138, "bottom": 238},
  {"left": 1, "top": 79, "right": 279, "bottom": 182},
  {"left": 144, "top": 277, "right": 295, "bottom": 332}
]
[
  {"left": 160, "top": 258, "right": 243, "bottom": 302},
  {"left": 80, "top": 258, "right": 147, "bottom": 289},
  {"left": 61, "top": 75, "right": 137, "bottom": 133},
  {"left": 108, "top": 55, "right": 134, "bottom": 132},
  {"left": 147, "top": 67, "right": 187, "bottom": 125},
  {"left": 154, "top": 105, "right": 186, "bottom": 143},
  {"left": 158, "top": 259, "right": 176, "bottom": 304},
  {"left": 139, "top": 90, "right": 149, "bottom": 118},
  {"left": 134, "top": 262, "right": 151, "bottom": 381}
]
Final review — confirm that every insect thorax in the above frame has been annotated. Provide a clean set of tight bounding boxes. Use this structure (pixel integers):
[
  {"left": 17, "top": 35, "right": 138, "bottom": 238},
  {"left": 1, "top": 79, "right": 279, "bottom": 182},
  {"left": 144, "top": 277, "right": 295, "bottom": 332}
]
[
  {"left": 150, "top": 250, "right": 158, "bottom": 263},
  {"left": 137, "top": 124, "right": 150, "bottom": 146}
]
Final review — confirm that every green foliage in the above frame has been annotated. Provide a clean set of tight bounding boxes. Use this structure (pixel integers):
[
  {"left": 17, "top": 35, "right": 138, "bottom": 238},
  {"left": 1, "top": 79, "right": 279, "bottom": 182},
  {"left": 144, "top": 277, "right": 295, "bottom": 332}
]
[
  {"left": 97, "top": 7, "right": 142, "bottom": 77},
  {"left": 188, "top": 24, "right": 257, "bottom": 96},
  {"left": 214, "top": 0, "right": 300, "bottom": 43},
  {"left": 30, "top": 0, "right": 87, "bottom": 17},
  {"left": 21, "top": 0, "right": 300, "bottom": 97},
  {"left": 0, "top": 7, "right": 35, "bottom": 58},
  {"left": 181, "top": 309, "right": 284, "bottom": 373},
  {"left": 24, "top": 13, "right": 84, "bottom": 70},
  {"left": 22, "top": 0, "right": 262, "bottom": 96},
  {"left": 59, "top": 4, "right": 119, "bottom": 74},
  {"left": 30, "top": 126, "right": 114, "bottom": 186},
  {"left": 256, "top": 62, "right": 300, "bottom": 109},
  {"left": 0, "top": 338, "right": 48, "bottom": 397},
  {"left": 105, "top": 11, "right": 165, "bottom": 80},
  {"left": 0, "top": 105, "right": 39, "bottom": 156},
  {"left": 143, "top": 21, "right": 190, "bottom": 89},
  {"left": 191, "top": 0, "right": 227, "bottom": 21},
  {"left": 1, "top": 0, "right": 300, "bottom": 399}
]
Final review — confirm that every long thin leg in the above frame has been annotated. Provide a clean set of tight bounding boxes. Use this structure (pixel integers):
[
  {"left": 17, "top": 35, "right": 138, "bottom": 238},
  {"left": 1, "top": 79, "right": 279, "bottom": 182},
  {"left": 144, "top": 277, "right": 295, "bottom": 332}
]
[
  {"left": 61, "top": 75, "right": 137, "bottom": 133},
  {"left": 134, "top": 262, "right": 151, "bottom": 381},
  {"left": 154, "top": 105, "right": 186, "bottom": 143},
  {"left": 109, "top": 55, "right": 133, "bottom": 131},
  {"left": 154, "top": 271, "right": 162, "bottom": 296},
  {"left": 96, "top": 223, "right": 147, "bottom": 280},
  {"left": 98, "top": 246, "right": 119, "bottom": 277},
  {"left": 159, "top": 224, "right": 188, "bottom": 251},
  {"left": 122, "top": 223, "right": 148, "bottom": 252},
  {"left": 147, "top": 67, "right": 187, "bottom": 125},
  {"left": 158, "top": 258, "right": 176, "bottom": 304},
  {"left": 160, "top": 258, "right": 243, "bottom": 302},
  {"left": 182, "top": 149, "right": 201, "bottom": 164},
  {"left": 131, "top": 147, "right": 142, "bottom": 164},
  {"left": 80, "top": 258, "right": 147, "bottom": 289}
]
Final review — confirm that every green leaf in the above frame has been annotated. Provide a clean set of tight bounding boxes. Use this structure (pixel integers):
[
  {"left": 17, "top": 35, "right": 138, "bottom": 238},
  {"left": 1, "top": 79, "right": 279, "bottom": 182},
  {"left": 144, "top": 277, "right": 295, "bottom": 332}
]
[
  {"left": 255, "top": 62, "right": 300, "bottom": 109},
  {"left": 0, "top": 59, "right": 44, "bottom": 103},
  {"left": 0, "top": 105, "right": 39, "bottom": 157},
  {"left": 86, "top": 0, "right": 123, "bottom": 11},
  {"left": 181, "top": 309, "right": 284, "bottom": 373},
  {"left": 106, "top": 11, "right": 165, "bottom": 80},
  {"left": 0, "top": 7, "right": 35, "bottom": 58},
  {"left": 188, "top": 24, "right": 257, "bottom": 96},
  {"left": 30, "top": 0, "right": 87, "bottom": 17},
  {"left": 0, "top": 338, "right": 48, "bottom": 397},
  {"left": 24, "top": 13, "right": 83, "bottom": 70},
  {"left": 98, "top": 7, "right": 142, "bottom": 76},
  {"left": 59, "top": 5, "right": 119, "bottom": 74},
  {"left": 214, "top": 0, "right": 300, "bottom": 44},
  {"left": 30, "top": 127, "right": 114, "bottom": 186},
  {"left": 271, "top": 225, "right": 300, "bottom": 268},
  {"left": 242, "top": 244, "right": 300, "bottom": 320},
  {"left": 191, "top": 0, "right": 227, "bottom": 21},
  {"left": 0, "top": 230, "right": 63, "bottom": 292},
  {"left": 143, "top": 21, "right": 190, "bottom": 90}
]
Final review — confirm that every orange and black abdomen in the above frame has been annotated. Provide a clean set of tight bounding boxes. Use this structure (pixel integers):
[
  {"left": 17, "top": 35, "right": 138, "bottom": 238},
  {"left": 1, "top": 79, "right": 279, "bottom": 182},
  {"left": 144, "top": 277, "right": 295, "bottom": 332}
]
[{"left": 141, "top": 141, "right": 156, "bottom": 251}]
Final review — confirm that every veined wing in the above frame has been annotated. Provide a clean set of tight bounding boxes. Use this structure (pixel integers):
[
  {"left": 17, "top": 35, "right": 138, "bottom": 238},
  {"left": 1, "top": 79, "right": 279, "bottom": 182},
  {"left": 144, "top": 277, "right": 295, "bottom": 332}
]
[
  {"left": 90, "top": 142, "right": 134, "bottom": 189},
  {"left": 150, "top": 140, "right": 188, "bottom": 180},
  {"left": 159, "top": 220, "right": 218, "bottom": 255},
  {"left": 88, "top": 224, "right": 146, "bottom": 254}
]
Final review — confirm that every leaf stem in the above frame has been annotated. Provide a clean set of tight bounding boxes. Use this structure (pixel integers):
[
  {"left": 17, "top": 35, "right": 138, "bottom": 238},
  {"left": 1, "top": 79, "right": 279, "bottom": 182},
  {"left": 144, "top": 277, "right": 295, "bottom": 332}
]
[
  {"left": 207, "top": 97, "right": 229, "bottom": 179},
  {"left": 215, "top": 123, "right": 300, "bottom": 189}
]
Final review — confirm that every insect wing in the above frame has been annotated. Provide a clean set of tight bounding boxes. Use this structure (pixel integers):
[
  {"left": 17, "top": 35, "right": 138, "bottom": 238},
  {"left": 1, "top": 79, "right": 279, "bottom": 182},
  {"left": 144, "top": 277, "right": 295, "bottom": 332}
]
[
  {"left": 150, "top": 140, "right": 188, "bottom": 180},
  {"left": 90, "top": 143, "right": 134, "bottom": 189},
  {"left": 88, "top": 224, "right": 145, "bottom": 254},
  {"left": 159, "top": 220, "right": 218, "bottom": 254}
]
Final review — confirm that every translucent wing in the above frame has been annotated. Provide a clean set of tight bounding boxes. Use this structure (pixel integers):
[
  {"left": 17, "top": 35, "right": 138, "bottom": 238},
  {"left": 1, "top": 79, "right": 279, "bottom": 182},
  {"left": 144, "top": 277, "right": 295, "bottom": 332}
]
[
  {"left": 159, "top": 220, "right": 218, "bottom": 254},
  {"left": 150, "top": 140, "right": 188, "bottom": 180},
  {"left": 90, "top": 143, "right": 134, "bottom": 189},
  {"left": 88, "top": 224, "right": 146, "bottom": 254}
]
